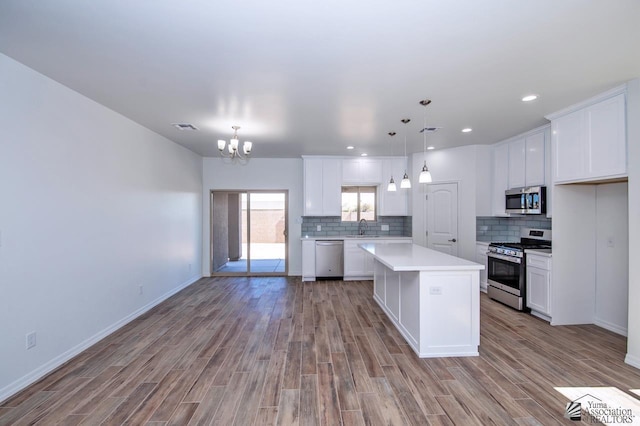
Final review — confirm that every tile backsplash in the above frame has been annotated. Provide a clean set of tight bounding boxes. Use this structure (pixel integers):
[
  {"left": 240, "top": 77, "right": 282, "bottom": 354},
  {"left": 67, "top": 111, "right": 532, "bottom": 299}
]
[
  {"left": 302, "top": 216, "right": 411, "bottom": 237},
  {"left": 476, "top": 216, "right": 552, "bottom": 242}
]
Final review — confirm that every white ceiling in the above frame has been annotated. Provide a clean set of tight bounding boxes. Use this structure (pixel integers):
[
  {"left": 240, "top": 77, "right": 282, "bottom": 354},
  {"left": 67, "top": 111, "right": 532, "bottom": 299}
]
[{"left": 1, "top": 1, "right": 639, "bottom": 158}]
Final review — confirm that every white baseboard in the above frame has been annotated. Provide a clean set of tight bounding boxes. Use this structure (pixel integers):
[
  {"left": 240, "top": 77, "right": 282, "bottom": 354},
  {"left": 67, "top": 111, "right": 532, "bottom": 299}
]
[
  {"left": 625, "top": 353, "right": 640, "bottom": 369},
  {"left": 594, "top": 317, "right": 628, "bottom": 337},
  {"left": 0, "top": 274, "right": 202, "bottom": 404}
]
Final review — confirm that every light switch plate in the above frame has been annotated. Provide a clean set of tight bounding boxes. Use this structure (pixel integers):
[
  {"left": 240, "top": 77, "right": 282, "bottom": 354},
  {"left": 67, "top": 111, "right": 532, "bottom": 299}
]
[
  {"left": 317, "top": 225, "right": 322, "bottom": 231},
  {"left": 381, "top": 224, "right": 389, "bottom": 231}
]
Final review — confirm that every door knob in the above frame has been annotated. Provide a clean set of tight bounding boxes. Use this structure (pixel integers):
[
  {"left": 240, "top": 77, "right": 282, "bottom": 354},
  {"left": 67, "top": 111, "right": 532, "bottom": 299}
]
[{"left": 448, "top": 238, "right": 457, "bottom": 242}]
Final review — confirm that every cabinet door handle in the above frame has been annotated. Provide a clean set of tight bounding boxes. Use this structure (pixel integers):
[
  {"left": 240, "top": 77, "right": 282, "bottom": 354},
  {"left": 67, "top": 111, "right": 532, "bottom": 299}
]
[{"left": 448, "top": 238, "right": 457, "bottom": 243}]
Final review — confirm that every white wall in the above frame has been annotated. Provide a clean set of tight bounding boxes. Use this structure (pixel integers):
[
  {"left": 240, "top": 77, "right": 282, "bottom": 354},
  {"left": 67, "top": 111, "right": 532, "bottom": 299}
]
[
  {"left": 626, "top": 78, "right": 640, "bottom": 367},
  {"left": 412, "top": 145, "right": 489, "bottom": 262},
  {"left": 0, "top": 54, "right": 203, "bottom": 401},
  {"left": 595, "top": 183, "right": 629, "bottom": 335},
  {"left": 202, "top": 158, "right": 303, "bottom": 276}
]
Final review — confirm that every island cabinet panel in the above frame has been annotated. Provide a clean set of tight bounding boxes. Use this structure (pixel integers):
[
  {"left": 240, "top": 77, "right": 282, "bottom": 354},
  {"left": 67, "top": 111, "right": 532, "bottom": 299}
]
[
  {"left": 385, "top": 269, "right": 401, "bottom": 322},
  {"left": 398, "top": 271, "right": 420, "bottom": 346},
  {"left": 374, "top": 261, "right": 385, "bottom": 301},
  {"left": 372, "top": 260, "right": 479, "bottom": 358},
  {"left": 422, "top": 273, "right": 475, "bottom": 350},
  {"left": 365, "top": 242, "right": 482, "bottom": 358}
]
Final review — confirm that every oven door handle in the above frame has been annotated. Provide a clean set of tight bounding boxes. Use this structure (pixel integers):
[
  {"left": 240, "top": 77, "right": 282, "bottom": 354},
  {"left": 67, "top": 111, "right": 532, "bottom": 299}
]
[{"left": 488, "top": 252, "right": 521, "bottom": 264}]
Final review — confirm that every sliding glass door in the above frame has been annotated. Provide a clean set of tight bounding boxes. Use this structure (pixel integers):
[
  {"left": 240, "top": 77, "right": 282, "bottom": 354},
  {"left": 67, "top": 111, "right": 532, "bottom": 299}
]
[{"left": 210, "top": 190, "right": 288, "bottom": 276}]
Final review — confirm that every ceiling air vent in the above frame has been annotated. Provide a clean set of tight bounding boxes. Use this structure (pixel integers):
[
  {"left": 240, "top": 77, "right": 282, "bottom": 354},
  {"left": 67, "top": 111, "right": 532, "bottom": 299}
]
[
  {"left": 172, "top": 123, "right": 199, "bottom": 131},
  {"left": 420, "top": 127, "right": 442, "bottom": 133}
]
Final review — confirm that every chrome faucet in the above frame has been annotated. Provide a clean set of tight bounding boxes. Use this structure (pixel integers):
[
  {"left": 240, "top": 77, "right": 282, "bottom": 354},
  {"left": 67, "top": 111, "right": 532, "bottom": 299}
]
[{"left": 358, "top": 218, "right": 368, "bottom": 236}]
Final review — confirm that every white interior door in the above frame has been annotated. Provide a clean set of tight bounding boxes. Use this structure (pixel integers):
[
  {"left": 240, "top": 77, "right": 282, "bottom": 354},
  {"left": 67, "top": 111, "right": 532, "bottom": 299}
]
[{"left": 427, "top": 182, "right": 459, "bottom": 256}]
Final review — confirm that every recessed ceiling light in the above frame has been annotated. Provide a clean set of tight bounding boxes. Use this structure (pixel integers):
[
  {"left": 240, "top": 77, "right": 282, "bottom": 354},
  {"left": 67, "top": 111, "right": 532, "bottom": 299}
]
[
  {"left": 347, "top": 146, "right": 354, "bottom": 150},
  {"left": 361, "top": 153, "right": 368, "bottom": 157},
  {"left": 461, "top": 128, "right": 472, "bottom": 133},
  {"left": 522, "top": 94, "right": 538, "bottom": 102},
  {"left": 427, "top": 146, "right": 435, "bottom": 150}
]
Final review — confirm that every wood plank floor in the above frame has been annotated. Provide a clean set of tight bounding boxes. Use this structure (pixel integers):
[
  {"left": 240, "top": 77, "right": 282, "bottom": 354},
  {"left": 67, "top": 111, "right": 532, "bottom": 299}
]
[{"left": 1, "top": 276, "right": 639, "bottom": 425}]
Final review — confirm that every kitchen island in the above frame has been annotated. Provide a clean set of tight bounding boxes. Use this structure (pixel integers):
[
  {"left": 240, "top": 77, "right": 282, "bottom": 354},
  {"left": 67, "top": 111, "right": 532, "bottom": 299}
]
[{"left": 360, "top": 243, "right": 484, "bottom": 358}]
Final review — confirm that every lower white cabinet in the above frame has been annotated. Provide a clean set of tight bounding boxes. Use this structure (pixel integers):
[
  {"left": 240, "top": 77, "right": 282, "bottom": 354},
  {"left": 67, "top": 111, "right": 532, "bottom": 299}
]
[
  {"left": 526, "top": 253, "right": 552, "bottom": 318},
  {"left": 303, "top": 237, "right": 412, "bottom": 282},
  {"left": 302, "top": 240, "right": 316, "bottom": 282},
  {"left": 344, "top": 238, "right": 410, "bottom": 280},
  {"left": 475, "top": 242, "right": 489, "bottom": 292}
]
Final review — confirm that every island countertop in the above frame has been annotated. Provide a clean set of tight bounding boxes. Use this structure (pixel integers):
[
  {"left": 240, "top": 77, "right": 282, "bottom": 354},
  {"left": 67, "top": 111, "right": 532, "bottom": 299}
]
[{"left": 359, "top": 242, "right": 485, "bottom": 272}]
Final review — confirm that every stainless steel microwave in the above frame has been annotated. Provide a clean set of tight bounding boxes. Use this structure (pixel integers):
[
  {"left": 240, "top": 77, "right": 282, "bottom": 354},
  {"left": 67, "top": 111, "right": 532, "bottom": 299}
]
[{"left": 505, "top": 186, "right": 546, "bottom": 214}]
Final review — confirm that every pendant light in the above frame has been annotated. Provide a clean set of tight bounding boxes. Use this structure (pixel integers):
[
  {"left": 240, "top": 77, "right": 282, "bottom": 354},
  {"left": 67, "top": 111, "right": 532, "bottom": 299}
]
[
  {"left": 418, "top": 99, "right": 433, "bottom": 183},
  {"left": 400, "top": 118, "right": 411, "bottom": 189},
  {"left": 387, "top": 132, "right": 397, "bottom": 192}
]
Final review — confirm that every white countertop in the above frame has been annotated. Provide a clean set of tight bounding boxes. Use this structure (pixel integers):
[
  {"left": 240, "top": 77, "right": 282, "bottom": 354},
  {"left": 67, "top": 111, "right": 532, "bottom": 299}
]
[
  {"left": 525, "top": 248, "right": 552, "bottom": 257},
  {"left": 360, "top": 243, "right": 485, "bottom": 272},
  {"left": 301, "top": 236, "right": 412, "bottom": 241}
]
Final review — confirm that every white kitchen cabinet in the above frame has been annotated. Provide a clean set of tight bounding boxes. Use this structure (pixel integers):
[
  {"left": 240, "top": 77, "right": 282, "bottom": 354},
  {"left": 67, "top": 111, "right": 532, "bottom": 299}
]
[
  {"left": 379, "top": 157, "right": 408, "bottom": 216},
  {"left": 548, "top": 90, "right": 626, "bottom": 184},
  {"left": 491, "top": 143, "right": 510, "bottom": 216},
  {"left": 525, "top": 131, "right": 546, "bottom": 186},
  {"left": 303, "top": 157, "right": 342, "bottom": 216},
  {"left": 508, "top": 139, "right": 526, "bottom": 189},
  {"left": 344, "top": 238, "right": 381, "bottom": 279},
  {"left": 507, "top": 131, "right": 546, "bottom": 189},
  {"left": 475, "top": 242, "right": 489, "bottom": 292},
  {"left": 342, "top": 158, "right": 382, "bottom": 184},
  {"left": 302, "top": 239, "right": 316, "bottom": 282},
  {"left": 526, "top": 253, "right": 552, "bottom": 319},
  {"left": 344, "top": 238, "right": 412, "bottom": 280},
  {"left": 493, "top": 126, "right": 548, "bottom": 216}
]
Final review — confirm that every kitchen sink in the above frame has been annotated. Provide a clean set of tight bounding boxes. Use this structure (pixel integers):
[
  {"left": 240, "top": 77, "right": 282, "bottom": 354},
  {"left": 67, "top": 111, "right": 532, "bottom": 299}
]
[{"left": 344, "top": 235, "right": 380, "bottom": 238}]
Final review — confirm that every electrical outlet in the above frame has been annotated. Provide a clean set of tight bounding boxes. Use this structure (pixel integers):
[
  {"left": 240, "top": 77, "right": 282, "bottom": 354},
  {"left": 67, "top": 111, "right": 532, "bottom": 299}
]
[
  {"left": 381, "top": 224, "right": 389, "bottom": 231},
  {"left": 429, "top": 286, "right": 443, "bottom": 295},
  {"left": 316, "top": 225, "right": 321, "bottom": 232},
  {"left": 607, "top": 236, "right": 615, "bottom": 248},
  {"left": 26, "top": 332, "right": 36, "bottom": 349},
  {"left": 188, "top": 263, "right": 192, "bottom": 272},
  {"left": 139, "top": 285, "right": 144, "bottom": 295}
]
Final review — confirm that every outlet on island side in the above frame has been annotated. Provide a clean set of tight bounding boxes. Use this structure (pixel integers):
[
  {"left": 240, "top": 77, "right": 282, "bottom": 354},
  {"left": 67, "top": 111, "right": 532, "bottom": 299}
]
[
  {"left": 26, "top": 332, "right": 36, "bottom": 350},
  {"left": 139, "top": 285, "right": 144, "bottom": 295}
]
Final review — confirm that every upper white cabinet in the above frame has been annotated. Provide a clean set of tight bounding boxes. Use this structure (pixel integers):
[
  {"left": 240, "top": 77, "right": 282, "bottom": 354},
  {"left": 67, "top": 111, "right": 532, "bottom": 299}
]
[
  {"left": 507, "top": 130, "right": 547, "bottom": 189},
  {"left": 379, "top": 157, "right": 408, "bottom": 216},
  {"left": 303, "top": 157, "right": 342, "bottom": 216},
  {"left": 547, "top": 89, "right": 627, "bottom": 184},
  {"left": 508, "top": 139, "right": 526, "bottom": 188},
  {"left": 525, "top": 132, "right": 546, "bottom": 186},
  {"left": 491, "top": 143, "right": 510, "bottom": 216},
  {"left": 491, "top": 126, "right": 548, "bottom": 216},
  {"left": 342, "top": 158, "right": 383, "bottom": 184}
]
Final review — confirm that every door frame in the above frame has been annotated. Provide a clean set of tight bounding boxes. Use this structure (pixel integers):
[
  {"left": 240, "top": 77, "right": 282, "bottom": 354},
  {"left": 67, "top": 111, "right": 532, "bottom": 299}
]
[{"left": 209, "top": 189, "right": 289, "bottom": 277}]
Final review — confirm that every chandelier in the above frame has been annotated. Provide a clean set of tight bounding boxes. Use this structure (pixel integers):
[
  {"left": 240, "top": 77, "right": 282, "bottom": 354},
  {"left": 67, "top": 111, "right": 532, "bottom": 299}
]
[{"left": 217, "top": 126, "right": 252, "bottom": 162}]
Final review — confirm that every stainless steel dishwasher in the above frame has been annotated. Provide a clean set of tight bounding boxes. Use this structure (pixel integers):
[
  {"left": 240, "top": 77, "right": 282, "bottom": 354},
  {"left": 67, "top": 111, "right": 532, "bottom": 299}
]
[{"left": 315, "top": 240, "right": 344, "bottom": 278}]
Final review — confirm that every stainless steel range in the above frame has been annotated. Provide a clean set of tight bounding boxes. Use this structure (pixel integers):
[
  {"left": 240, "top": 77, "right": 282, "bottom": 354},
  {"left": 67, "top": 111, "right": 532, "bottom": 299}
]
[{"left": 487, "top": 228, "right": 551, "bottom": 311}]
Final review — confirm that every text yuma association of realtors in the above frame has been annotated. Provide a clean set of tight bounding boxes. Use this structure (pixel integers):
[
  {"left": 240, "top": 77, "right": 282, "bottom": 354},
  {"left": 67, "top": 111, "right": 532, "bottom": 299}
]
[{"left": 584, "top": 401, "right": 634, "bottom": 423}]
